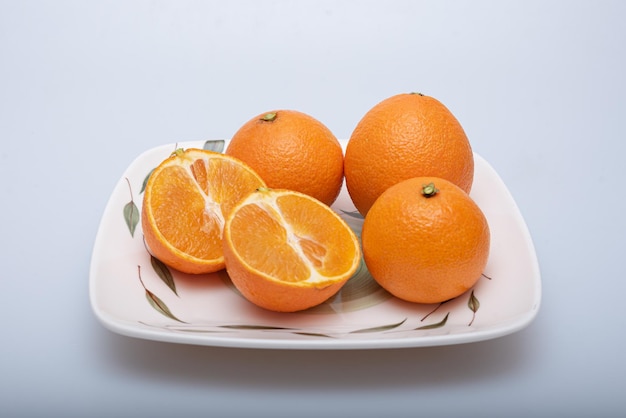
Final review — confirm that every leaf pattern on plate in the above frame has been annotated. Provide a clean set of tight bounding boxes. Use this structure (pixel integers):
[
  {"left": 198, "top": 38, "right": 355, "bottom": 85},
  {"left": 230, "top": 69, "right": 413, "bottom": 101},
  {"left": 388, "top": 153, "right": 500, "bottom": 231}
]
[
  {"left": 416, "top": 312, "right": 449, "bottom": 330},
  {"left": 136, "top": 257, "right": 494, "bottom": 336},
  {"left": 144, "top": 289, "right": 184, "bottom": 323},
  {"left": 316, "top": 258, "right": 392, "bottom": 313},
  {"left": 203, "top": 139, "right": 225, "bottom": 153},
  {"left": 420, "top": 299, "right": 452, "bottom": 322},
  {"left": 220, "top": 324, "right": 295, "bottom": 331},
  {"left": 123, "top": 178, "right": 139, "bottom": 237},
  {"left": 350, "top": 318, "right": 407, "bottom": 334},
  {"left": 468, "top": 290, "right": 480, "bottom": 326},
  {"left": 140, "top": 168, "right": 154, "bottom": 194},
  {"left": 150, "top": 255, "right": 177, "bottom": 296},
  {"left": 339, "top": 209, "right": 364, "bottom": 219},
  {"left": 137, "top": 265, "right": 184, "bottom": 323},
  {"left": 293, "top": 332, "right": 335, "bottom": 338}
]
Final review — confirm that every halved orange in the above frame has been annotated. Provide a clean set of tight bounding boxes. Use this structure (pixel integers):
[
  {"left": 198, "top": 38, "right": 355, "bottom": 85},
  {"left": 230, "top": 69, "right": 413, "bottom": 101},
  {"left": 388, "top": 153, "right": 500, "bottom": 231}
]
[
  {"left": 223, "top": 188, "right": 362, "bottom": 312},
  {"left": 142, "top": 148, "right": 266, "bottom": 274}
]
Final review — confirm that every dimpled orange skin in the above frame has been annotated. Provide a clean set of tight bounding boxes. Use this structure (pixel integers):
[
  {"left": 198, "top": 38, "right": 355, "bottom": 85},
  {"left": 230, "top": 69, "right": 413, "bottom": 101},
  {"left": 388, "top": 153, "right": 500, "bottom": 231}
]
[
  {"left": 361, "top": 177, "right": 490, "bottom": 304},
  {"left": 225, "top": 110, "right": 344, "bottom": 206},
  {"left": 223, "top": 250, "right": 348, "bottom": 313},
  {"left": 344, "top": 93, "right": 474, "bottom": 216}
]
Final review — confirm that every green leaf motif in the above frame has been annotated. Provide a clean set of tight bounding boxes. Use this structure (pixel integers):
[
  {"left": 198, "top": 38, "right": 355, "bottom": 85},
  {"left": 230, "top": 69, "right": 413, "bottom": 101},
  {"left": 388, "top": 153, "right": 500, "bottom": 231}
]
[
  {"left": 144, "top": 289, "right": 185, "bottom": 323},
  {"left": 203, "top": 139, "right": 226, "bottom": 153},
  {"left": 420, "top": 299, "right": 452, "bottom": 321},
  {"left": 140, "top": 168, "right": 154, "bottom": 194},
  {"left": 468, "top": 290, "right": 480, "bottom": 313},
  {"left": 123, "top": 177, "right": 139, "bottom": 237},
  {"left": 150, "top": 256, "right": 177, "bottom": 296},
  {"left": 350, "top": 318, "right": 407, "bottom": 334},
  {"left": 220, "top": 324, "right": 294, "bottom": 331},
  {"left": 339, "top": 209, "right": 365, "bottom": 219},
  {"left": 294, "top": 332, "right": 334, "bottom": 338},
  {"left": 468, "top": 290, "right": 480, "bottom": 326},
  {"left": 137, "top": 264, "right": 183, "bottom": 323},
  {"left": 416, "top": 313, "right": 449, "bottom": 330},
  {"left": 123, "top": 200, "right": 139, "bottom": 237}
]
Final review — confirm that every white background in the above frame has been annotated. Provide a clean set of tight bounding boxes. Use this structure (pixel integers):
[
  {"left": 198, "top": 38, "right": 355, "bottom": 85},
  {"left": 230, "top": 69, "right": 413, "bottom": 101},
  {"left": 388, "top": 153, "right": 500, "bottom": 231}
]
[{"left": 1, "top": 1, "right": 625, "bottom": 417}]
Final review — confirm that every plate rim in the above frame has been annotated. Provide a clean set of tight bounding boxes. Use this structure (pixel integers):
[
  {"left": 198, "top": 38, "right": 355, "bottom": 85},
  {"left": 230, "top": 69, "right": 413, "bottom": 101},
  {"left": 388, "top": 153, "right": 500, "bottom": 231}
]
[{"left": 89, "top": 140, "right": 542, "bottom": 350}]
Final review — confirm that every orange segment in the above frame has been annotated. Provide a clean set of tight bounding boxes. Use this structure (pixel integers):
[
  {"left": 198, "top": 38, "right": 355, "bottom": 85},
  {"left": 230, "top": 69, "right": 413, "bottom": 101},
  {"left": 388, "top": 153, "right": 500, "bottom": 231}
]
[
  {"left": 223, "top": 188, "right": 362, "bottom": 312},
  {"left": 277, "top": 194, "right": 359, "bottom": 278},
  {"left": 150, "top": 164, "right": 222, "bottom": 260},
  {"left": 142, "top": 148, "right": 266, "bottom": 274},
  {"left": 228, "top": 202, "right": 310, "bottom": 282}
]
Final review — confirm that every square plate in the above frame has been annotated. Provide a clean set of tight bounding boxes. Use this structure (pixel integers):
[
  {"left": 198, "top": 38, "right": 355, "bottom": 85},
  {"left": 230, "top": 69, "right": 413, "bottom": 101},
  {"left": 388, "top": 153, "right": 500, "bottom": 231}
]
[{"left": 89, "top": 140, "right": 541, "bottom": 350}]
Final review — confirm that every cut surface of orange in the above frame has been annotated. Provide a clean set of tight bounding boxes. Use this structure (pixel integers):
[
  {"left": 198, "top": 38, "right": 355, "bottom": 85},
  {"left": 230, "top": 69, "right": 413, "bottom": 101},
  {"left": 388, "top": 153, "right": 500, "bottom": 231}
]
[
  {"left": 142, "top": 148, "right": 266, "bottom": 274},
  {"left": 223, "top": 188, "right": 362, "bottom": 312}
]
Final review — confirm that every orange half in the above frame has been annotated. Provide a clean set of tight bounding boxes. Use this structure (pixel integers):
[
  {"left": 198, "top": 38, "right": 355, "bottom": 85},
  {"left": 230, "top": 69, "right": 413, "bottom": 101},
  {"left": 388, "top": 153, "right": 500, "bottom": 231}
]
[
  {"left": 142, "top": 148, "right": 266, "bottom": 274},
  {"left": 223, "top": 188, "right": 362, "bottom": 312}
]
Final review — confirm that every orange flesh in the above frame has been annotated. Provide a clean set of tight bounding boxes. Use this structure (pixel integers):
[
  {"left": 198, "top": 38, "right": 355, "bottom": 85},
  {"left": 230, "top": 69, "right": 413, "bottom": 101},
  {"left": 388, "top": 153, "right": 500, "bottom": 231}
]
[
  {"left": 228, "top": 193, "right": 358, "bottom": 284},
  {"left": 150, "top": 164, "right": 223, "bottom": 260},
  {"left": 277, "top": 194, "right": 357, "bottom": 277},
  {"left": 144, "top": 151, "right": 267, "bottom": 269}
]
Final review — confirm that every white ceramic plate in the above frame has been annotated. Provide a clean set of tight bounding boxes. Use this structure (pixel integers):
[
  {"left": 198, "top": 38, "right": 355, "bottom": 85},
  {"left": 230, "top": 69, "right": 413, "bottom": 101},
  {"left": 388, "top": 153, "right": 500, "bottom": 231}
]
[{"left": 89, "top": 140, "right": 541, "bottom": 350}]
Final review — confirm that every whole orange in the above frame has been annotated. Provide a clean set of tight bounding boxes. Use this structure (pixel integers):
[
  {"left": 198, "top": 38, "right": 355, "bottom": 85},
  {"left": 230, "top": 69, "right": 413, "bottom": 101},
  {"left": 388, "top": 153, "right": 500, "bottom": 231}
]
[
  {"left": 226, "top": 110, "right": 344, "bottom": 206},
  {"left": 361, "top": 177, "right": 490, "bottom": 304},
  {"left": 344, "top": 93, "right": 474, "bottom": 215}
]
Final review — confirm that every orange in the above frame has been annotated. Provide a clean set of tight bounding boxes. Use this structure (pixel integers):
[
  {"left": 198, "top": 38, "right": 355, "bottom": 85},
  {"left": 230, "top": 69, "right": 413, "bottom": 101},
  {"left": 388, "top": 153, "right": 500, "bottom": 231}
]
[
  {"left": 222, "top": 188, "right": 361, "bottom": 312},
  {"left": 225, "top": 110, "right": 344, "bottom": 206},
  {"left": 361, "top": 177, "right": 490, "bottom": 304},
  {"left": 142, "top": 148, "right": 266, "bottom": 274},
  {"left": 344, "top": 92, "right": 474, "bottom": 215}
]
